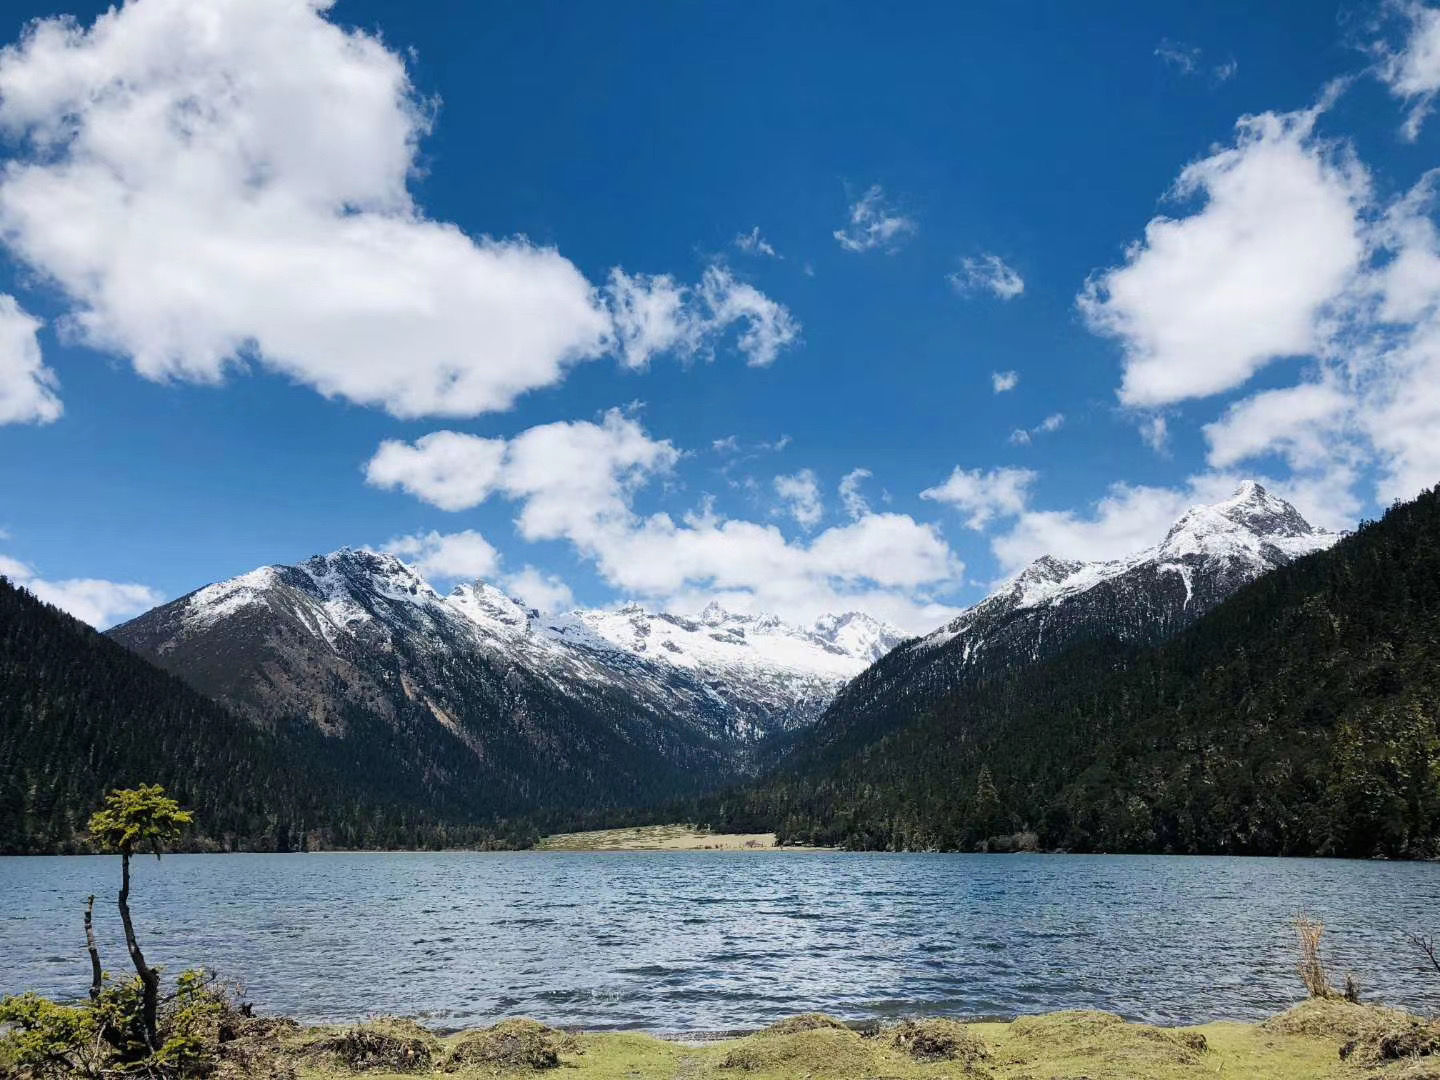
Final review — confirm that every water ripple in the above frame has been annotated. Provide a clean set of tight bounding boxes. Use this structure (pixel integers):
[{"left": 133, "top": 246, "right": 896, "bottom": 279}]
[{"left": 1, "top": 852, "right": 1438, "bottom": 1031}]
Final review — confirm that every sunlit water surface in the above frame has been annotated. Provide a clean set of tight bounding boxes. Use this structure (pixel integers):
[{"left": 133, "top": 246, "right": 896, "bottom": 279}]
[{"left": 2, "top": 852, "right": 1437, "bottom": 1032}]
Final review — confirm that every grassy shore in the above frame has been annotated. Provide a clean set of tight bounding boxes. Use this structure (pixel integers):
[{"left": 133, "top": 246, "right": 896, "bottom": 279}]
[
  {"left": 535, "top": 824, "right": 788, "bottom": 851},
  {"left": 201, "top": 999, "right": 1440, "bottom": 1080}
]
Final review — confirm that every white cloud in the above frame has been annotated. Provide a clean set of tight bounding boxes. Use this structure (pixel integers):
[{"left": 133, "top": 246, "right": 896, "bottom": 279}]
[
  {"left": 1155, "top": 38, "right": 1202, "bottom": 74},
  {"left": 833, "top": 185, "right": 915, "bottom": 253},
  {"left": 366, "top": 431, "right": 508, "bottom": 512},
  {"left": 605, "top": 265, "right": 799, "bottom": 370},
  {"left": 1080, "top": 91, "right": 1368, "bottom": 407},
  {"left": 949, "top": 254, "right": 1025, "bottom": 300},
  {"left": 1155, "top": 39, "right": 1236, "bottom": 83},
  {"left": 920, "top": 466, "right": 1037, "bottom": 529},
  {"left": 991, "top": 370, "right": 1019, "bottom": 393},
  {"left": 1173, "top": 157, "right": 1440, "bottom": 509},
  {"left": 367, "top": 414, "right": 962, "bottom": 633},
  {"left": 773, "top": 469, "right": 823, "bottom": 529},
  {"left": 382, "top": 529, "right": 500, "bottom": 582},
  {"left": 0, "top": 552, "right": 161, "bottom": 628},
  {"left": 605, "top": 271, "right": 701, "bottom": 369},
  {"left": 698, "top": 265, "right": 800, "bottom": 366},
  {"left": 1377, "top": 2, "right": 1440, "bottom": 139},
  {"left": 1203, "top": 381, "right": 1351, "bottom": 470},
  {"left": 839, "top": 467, "right": 872, "bottom": 520},
  {"left": 1139, "top": 415, "right": 1170, "bottom": 453},
  {"left": 1008, "top": 413, "right": 1064, "bottom": 445},
  {"left": 503, "top": 566, "right": 574, "bottom": 614},
  {"left": 0, "top": 294, "right": 59, "bottom": 424},
  {"left": 734, "top": 226, "right": 779, "bottom": 258},
  {"left": 0, "top": 0, "right": 796, "bottom": 421}
]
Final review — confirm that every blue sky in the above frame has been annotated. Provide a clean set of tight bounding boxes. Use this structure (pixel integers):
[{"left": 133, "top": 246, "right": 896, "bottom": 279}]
[{"left": 1, "top": 0, "right": 1439, "bottom": 630}]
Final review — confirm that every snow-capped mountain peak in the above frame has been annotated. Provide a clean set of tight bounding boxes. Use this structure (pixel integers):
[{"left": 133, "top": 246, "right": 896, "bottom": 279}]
[
  {"left": 138, "top": 545, "right": 908, "bottom": 748},
  {"left": 809, "top": 481, "right": 1341, "bottom": 754},
  {"left": 984, "top": 483, "right": 1337, "bottom": 619}
]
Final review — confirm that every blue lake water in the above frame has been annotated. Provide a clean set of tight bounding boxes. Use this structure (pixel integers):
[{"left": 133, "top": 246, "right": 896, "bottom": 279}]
[{"left": 2, "top": 852, "right": 1438, "bottom": 1032}]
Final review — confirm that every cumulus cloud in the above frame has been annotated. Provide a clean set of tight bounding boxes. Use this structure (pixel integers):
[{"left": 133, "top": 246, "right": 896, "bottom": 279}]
[
  {"left": 773, "top": 469, "right": 823, "bottom": 529},
  {"left": 1203, "top": 381, "right": 1351, "bottom": 470},
  {"left": 949, "top": 255, "right": 1025, "bottom": 300},
  {"left": 1080, "top": 91, "right": 1367, "bottom": 407},
  {"left": 0, "top": 0, "right": 796, "bottom": 421},
  {"left": 1377, "top": 2, "right": 1440, "bottom": 139},
  {"left": 920, "top": 466, "right": 1037, "bottom": 530},
  {"left": 503, "top": 566, "right": 575, "bottom": 613},
  {"left": 0, "top": 552, "right": 161, "bottom": 627},
  {"left": 839, "top": 467, "right": 872, "bottom": 520},
  {"left": 1103, "top": 97, "right": 1440, "bottom": 512},
  {"left": 366, "top": 431, "right": 508, "bottom": 512},
  {"left": 383, "top": 529, "right": 500, "bottom": 581},
  {"left": 0, "top": 294, "right": 59, "bottom": 424},
  {"left": 367, "top": 414, "right": 962, "bottom": 632},
  {"left": 991, "top": 370, "right": 1019, "bottom": 393},
  {"left": 833, "top": 185, "right": 915, "bottom": 253},
  {"left": 734, "top": 226, "right": 779, "bottom": 258}
]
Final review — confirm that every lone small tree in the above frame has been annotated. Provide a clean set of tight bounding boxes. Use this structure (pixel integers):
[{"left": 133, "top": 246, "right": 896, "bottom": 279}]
[{"left": 87, "top": 785, "right": 192, "bottom": 1053}]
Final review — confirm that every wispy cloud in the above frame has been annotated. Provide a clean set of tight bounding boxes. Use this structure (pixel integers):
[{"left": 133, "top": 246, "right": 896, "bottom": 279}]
[
  {"left": 1009, "top": 413, "right": 1065, "bottom": 445},
  {"left": 1155, "top": 37, "right": 1237, "bottom": 83},
  {"left": 834, "top": 185, "right": 916, "bottom": 253},
  {"left": 991, "top": 370, "right": 1020, "bottom": 394},
  {"left": 949, "top": 254, "right": 1025, "bottom": 300},
  {"left": 734, "top": 226, "right": 780, "bottom": 258}
]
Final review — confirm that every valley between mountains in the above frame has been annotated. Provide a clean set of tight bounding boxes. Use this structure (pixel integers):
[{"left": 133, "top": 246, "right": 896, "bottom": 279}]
[{"left": 5, "top": 481, "right": 1439, "bottom": 857}]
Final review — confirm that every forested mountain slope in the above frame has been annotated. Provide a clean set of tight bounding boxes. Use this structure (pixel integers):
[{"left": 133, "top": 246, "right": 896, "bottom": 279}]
[
  {"left": 704, "top": 487, "right": 1440, "bottom": 858},
  {"left": 787, "top": 482, "right": 1336, "bottom": 769},
  {"left": 0, "top": 576, "right": 532, "bottom": 852}
]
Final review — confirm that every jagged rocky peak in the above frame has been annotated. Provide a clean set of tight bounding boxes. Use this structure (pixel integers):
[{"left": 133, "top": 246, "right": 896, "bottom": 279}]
[
  {"left": 448, "top": 580, "right": 537, "bottom": 630},
  {"left": 1158, "top": 481, "right": 1330, "bottom": 559},
  {"left": 811, "top": 611, "right": 910, "bottom": 660},
  {"left": 302, "top": 547, "right": 437, "bottom": 598}
]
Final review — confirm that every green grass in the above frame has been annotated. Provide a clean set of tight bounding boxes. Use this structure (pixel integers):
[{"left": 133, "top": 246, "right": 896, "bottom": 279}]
[{"left": 272, "top": 1000, "right": 1438, "bottom": 1080}]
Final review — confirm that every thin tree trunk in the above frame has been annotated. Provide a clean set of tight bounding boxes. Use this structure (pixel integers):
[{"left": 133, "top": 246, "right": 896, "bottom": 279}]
[
  {"left": 116, "top": 851, "right": 160, "bottom": 1053},
  {"left": 84, "top": 895, "right": 102, "bottom": 1002}
]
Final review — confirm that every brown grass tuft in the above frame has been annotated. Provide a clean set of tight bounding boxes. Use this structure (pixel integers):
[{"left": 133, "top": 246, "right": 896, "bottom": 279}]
[
  {"left": 443, "top": 1017, "right": 577, "bottom": 1072},
  {"left": 886, "top": 1017, "right": 991, "bottom": 1066},
  {"left": 1295, "top": 914, "right": 1334, "bottom": 999},
  {"left": 760, "top": 1013, "right": 850, "bottom": 1036}
]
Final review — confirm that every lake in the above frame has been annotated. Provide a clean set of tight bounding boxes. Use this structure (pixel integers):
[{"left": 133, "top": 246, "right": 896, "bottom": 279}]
[{"left": 2, "top": 852, "right": 1437, "bottom": 1033}]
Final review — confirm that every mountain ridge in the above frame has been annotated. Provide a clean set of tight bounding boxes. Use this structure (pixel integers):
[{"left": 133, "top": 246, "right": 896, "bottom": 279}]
[{"left": 780, "top": 482, "right": 1338, "bottom": 766}]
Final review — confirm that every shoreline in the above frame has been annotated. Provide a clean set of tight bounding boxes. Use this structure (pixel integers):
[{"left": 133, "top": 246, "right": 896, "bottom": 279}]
[{"left": 105, "top": 998, "right": 1436, "bottom": 1078}]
